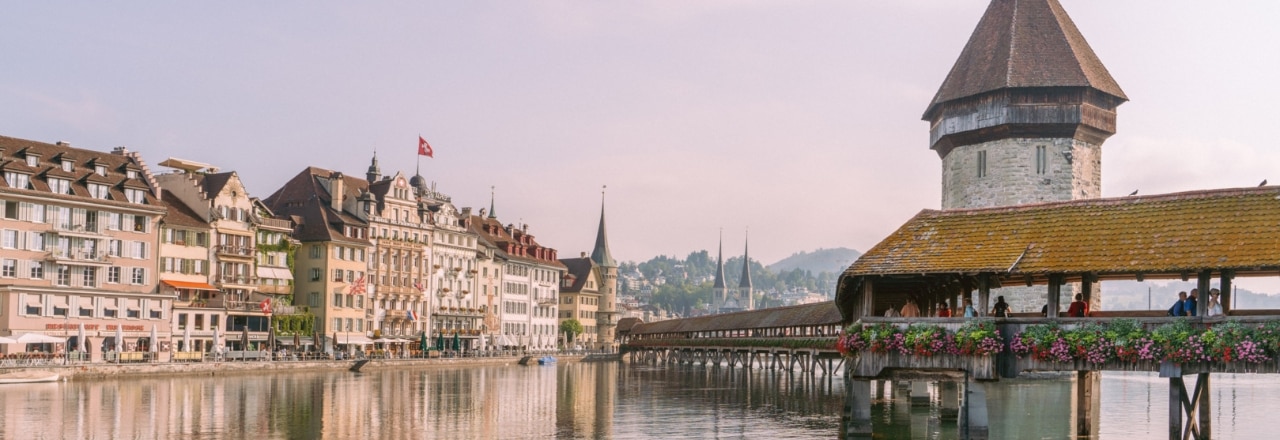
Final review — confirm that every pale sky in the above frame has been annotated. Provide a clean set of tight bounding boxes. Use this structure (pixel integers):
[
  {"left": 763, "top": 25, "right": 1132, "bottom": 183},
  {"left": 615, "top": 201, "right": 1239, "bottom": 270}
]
[{"left": 3, "top": 2, "right": 1279, "bottom": 282}]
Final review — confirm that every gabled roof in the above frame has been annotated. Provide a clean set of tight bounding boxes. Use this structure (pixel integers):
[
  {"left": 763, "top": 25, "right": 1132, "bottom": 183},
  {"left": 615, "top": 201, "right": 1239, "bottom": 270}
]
[
  {"left": 159, "top": 190, "right": 210, "bottom": 228},
  {"left": 467, "top": 215, "right": 566, "bottom": 268},
  {"left": 200, "top": 172, "right": 235, "bottom": 200},
  {"left": 559, "top": 257, "right": 597, "bottom": 293},
  {"left": 843, "top": 186, "right": 1280, "bottom": 279},
  {"left": 262, "top": 166, "right": 370, "bottom": 245},
  {"left": 0, "top": 135, "right": 161, "bottom": 209},
  {"left": 629, "top": 302, "right": 841, "bottom": 335},
  {"left": 924, "top": 0, "right": 1126, "bottom": 118}
]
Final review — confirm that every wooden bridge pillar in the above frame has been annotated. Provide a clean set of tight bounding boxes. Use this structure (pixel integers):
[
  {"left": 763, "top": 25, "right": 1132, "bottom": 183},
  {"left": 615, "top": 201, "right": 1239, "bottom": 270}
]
[
  {"left": 843, "top": 377, "right": 873, "bottom": 438},
  {"left": 939, "top": 381, "right": 960, "bottom": 421},
  {"left": 961, "top": 381, "right": 990, "bottom": 439},
  {"left": 1164, "top": 366, "right": 1210, "bottom": 440},
  {"left": 1075, "top": 371, "right": 1101, "bottom": 437},
  {"left": 910, "top": 381, "right": 930, "bottom": 407}
]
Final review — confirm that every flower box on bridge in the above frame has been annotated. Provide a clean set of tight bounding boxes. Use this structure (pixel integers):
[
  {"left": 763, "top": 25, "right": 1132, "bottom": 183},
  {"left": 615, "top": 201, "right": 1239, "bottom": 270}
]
[{"left": 850, "top": 351, "right": 999, "bottom": 380}]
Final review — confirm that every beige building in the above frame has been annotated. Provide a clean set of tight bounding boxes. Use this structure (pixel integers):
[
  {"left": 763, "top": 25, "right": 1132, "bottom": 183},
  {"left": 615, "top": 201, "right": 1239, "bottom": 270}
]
[
  {"left": 358, "top": 157, "right": 434, "bottom": 341},
  {"left": 265, "top": 167, "right": 373, "bottom": 353},
  {"left": 468, "top": 204, "right": 563, "bottom": 350},
  {"left": 558, "top": 255, "right": 602, "bottom": 347},
  {"left": 0, "top": 136, "right": 169, "bottom": 361}
]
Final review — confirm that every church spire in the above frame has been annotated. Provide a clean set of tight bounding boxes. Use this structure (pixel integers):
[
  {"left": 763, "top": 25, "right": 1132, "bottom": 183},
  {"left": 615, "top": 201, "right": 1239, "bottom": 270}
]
[
  {"left": 738, "top": 230, "right": 752, "bottom": 289},
  {"left": 590, "top": 186, "right": 616, "bottom": 268},
  {"left": 488, "top": 186, "right": 497, "bottom": 219},
  {"left": 712, "top": 229, "right": 726, "bottom": 289}
]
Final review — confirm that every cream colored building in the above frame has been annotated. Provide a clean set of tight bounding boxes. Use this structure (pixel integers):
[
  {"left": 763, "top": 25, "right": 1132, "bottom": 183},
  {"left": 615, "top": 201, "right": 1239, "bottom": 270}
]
[
  {"left": 357, "top": 158, "right": 434, "bottom": 341},
  {"left": 0, "top": 136, "right": 169, "bottom": 361}
]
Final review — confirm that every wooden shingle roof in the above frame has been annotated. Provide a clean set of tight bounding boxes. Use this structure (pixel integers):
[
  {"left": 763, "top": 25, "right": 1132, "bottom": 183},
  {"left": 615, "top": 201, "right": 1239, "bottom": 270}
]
[
  {"left": 629, "top": 302, "right": 842, "bottom": 335},
  {"left": 844, "top": 186, "right": 1280, "bottom": 279}
]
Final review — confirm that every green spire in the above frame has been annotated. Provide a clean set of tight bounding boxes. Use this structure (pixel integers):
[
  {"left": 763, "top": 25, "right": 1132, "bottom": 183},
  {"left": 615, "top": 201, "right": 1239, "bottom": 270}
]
[{"left": 590, "top": 186, "right": 616, "bottom": 268}]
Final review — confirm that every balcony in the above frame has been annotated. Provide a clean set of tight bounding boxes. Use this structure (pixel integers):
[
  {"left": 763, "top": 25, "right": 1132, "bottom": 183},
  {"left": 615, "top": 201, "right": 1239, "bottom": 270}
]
[
  {"left": 257, "top": 284, "right": 293, "bottom": 295},
  {"left": 537, "top": 297, "right": 558, "bottom": 306},
  {"left": 254, "top": 217, "right": 292, "bottom": 230},
  {"left": 216, "top": 274, "right": 258, "bottom": 287},
  {"left": 214, "top": 245, "right": 256, "bottom": 259},
  {"left": 52, "top": 222, "right": 107, "bottom": 238},
  {"left": 433, "top": 306, "right": 484, "bottom": 317},
  {"left": 45, "top": 249, "right": 112, "bottom": 266}
]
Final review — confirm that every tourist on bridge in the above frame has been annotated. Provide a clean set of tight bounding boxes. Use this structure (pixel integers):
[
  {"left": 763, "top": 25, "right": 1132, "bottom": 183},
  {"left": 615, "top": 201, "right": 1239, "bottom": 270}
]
[
  {"left": 1207, "top": 288, "right": 1223, "bottom": 316},
  {"left": 1185, "top": 289, "right": 1199, "bottom": 316},
  {"left": 1168, "top": 291, "right": 1188, "bottom": 317},
  {"left": 991, "top": 296, "right": 1010, "bottom": 318},
  {"left": 962, "top": 299, "right": 976, "bottom": 318},
  {"left": 899, "top": 299, "right": 921, "bottom": 317},
  {"left": 1067, "top": 294, "right": 1089, "bottom": 317},
  {"left": 936, "top": 303, "right": 952, "bottom": 317},
  {"left": 884, "top": 305, "right": 901, "bottom": 317}
]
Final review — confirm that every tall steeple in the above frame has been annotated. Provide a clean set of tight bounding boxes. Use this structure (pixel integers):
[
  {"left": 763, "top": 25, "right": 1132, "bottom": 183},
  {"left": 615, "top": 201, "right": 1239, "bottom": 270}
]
[
  {"left": 366, "top": 150, "right": 381, "bottom": 183},
  {"left": 590, "top": 186, "right": 616, "bottom": 268},
  {"left": 712, "top": 229, "right": 726, "bottom": 290},
  {"left": 925, "top": 0, "right": 1126, "bottom": 210},
  {"left": 738, "top": 232, "right": 752, "bottom": 289},
  {"left": 488, "top": 186, "right": 497, "bottom": 219}
]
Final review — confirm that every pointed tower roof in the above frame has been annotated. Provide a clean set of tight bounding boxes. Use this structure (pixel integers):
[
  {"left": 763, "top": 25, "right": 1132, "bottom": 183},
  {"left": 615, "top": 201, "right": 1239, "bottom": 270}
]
[
  {"left": 366, "top": 151, "right": 381, "bottom": 183},
  {"left": 738, "top": 233, "right": 752, "bottom": 289},
  {"left": 590, "top": 189, "right": 617, "bottom": 268},
  {"left": 924, "top": 0, "right": 1126, "bottom": 119},
  {"left": 712, "top": 230, "right": 726, "bottom": 289},
  {"left": 488, "top": 186, "right": 497, "bottom": 219}
]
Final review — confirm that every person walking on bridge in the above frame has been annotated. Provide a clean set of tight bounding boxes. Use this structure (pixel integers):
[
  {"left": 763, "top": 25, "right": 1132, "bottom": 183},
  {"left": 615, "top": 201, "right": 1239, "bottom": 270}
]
[{"left": 1168, "top": 291, "right": 1188, "bottom": 317}]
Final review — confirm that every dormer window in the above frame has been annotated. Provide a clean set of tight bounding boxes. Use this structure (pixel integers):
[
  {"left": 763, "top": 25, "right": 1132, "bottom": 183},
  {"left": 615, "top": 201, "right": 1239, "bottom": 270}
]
[
  {"left": 124, "top": 188, "right": 146, "bottom": 204},
  {"left": 61, "top": 161, "right": 74, "bottom": 172},
  {"left": 88, "top": 183, "right": 110, "bottom": 199},
  {"left": 126, "top": 170, "right": 138, "bottom": 179},
  {"left": 48, "top": 178, "right": 71, "bottom": 195},
  {"left": 95, "top": 165, "right": 107, "bottom": 176},
  {"left": 25, "top": 156, "right": 38, "bottom": 167},
  {"left": 4, "top": 172, "right": 31, "bottom": 189}
]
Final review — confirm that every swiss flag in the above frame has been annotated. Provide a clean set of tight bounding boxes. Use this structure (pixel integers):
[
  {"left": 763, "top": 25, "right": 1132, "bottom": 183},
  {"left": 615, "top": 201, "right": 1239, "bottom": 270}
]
[
  {"left": 418, "top": 136, "right": 434, "bottom": 158},
  {"left": 259, "top": 299, "right": 272, "bottom": 316}
]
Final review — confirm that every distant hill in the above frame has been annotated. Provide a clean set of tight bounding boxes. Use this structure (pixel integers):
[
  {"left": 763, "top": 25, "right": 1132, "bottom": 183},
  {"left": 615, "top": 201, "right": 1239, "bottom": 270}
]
[{"left": 768, "top": 247, "right": 862, "bottom": 275}]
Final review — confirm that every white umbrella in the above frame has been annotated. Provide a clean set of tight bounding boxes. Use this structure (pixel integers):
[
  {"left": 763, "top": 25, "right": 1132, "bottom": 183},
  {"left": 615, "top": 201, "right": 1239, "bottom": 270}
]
[
  {"left": 17, "top": 333, "right": 66, "bottom": 344},
  {"left": 150, "top": 325, "right": 158, "bottom": 353},
  {"left": 77, "top": 323, "right": 87, "bottom": 352},
  {"left": 115, "top": 325, "right": 124, "bottom": 351},
  {"left": 183, "top": 325, "right": 192, "bottom": 352},
  {"left": 0, "top": 336, "right": 16, "bottom": 344},
  {"left": 213, "top": 326, "right": 221, "bottom": 352}
]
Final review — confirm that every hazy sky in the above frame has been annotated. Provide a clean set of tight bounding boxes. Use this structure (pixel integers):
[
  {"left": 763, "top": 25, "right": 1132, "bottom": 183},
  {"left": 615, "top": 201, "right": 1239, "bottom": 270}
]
[{"left": 3, "top": 2, "right": 1279, "bottom": 273}]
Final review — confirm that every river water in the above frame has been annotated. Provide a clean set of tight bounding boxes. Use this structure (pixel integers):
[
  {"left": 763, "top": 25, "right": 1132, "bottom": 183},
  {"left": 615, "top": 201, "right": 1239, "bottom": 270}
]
[{"left": 0, "top": 362, "right": 1275, "bottom": 439}]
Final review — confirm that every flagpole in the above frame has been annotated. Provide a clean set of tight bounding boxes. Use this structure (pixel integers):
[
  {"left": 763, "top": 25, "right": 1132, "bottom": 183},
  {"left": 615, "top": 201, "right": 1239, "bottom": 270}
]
[{"left": 416, "top": 134, "right": 421, "bottom": 176}]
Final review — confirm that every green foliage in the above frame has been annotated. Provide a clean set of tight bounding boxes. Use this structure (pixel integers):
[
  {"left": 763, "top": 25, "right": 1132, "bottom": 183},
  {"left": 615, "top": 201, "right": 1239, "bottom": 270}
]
[
  {"left": 620, "top": 249, "right": 839, "bottom": 313},
  {"left": 560, "top": 319, "right": 584, "bottom": 343},
  {"left": 272, "top": 313, "right": 315, "bottom": 336}
]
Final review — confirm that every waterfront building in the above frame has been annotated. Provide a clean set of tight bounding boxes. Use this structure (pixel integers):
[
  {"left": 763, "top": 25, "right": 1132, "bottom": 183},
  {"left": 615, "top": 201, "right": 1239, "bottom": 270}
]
[
  {"left": 558, "top": 255, "right": 601, "bottom": 348},
  {"left": 417, "top": 180, "right": 483, "bottom": 349},
  {"left": 264, "top": 168, "right": 373, "bottom": 353},
  {"left": 155, "top": 159, "right": 302, "bottom": 351},
  {"left": 924, "top": 0, "right": 1126, "bottom": 313},
  {"left": 359, "top": 156, "right": 434, "bottom": 342},
  {"left": 470, "top": 208, "right": 504, "bottom": 347},
  {"left": 156, "top": 189, "right": 216, "bottom": 353},
  {"left": 467, "top": 202, "right": 564, "bottom": 350},
  {"left": 0, "top": 136, "right": 168, "bottom": 360}
]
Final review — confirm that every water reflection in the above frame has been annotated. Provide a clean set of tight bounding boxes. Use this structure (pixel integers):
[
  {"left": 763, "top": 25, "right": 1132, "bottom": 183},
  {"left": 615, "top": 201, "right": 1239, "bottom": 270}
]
[{"left": 4, "top": 364, "right": 1276, "bottom": 439}]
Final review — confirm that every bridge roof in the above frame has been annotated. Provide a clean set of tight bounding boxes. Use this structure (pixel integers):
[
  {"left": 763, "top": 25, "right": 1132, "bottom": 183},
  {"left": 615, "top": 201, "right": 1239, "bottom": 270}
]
[
  {"left": 629, "top": 302, "right": 842, "bottom": 335},
  {"left": 844, "top": 186, "right": 1280, "bottom": 279}
]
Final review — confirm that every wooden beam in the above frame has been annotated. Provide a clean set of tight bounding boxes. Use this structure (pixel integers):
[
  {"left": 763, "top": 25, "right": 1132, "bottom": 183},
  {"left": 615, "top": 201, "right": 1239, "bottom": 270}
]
[
  {"left": 1047, "top": 274, "right": 1064, "bottom": 317},
  {"left": 1220, "top": 270, "right": 1233, "bottom": 314},
  {"left": 978, "top": 275, "right": 991, "bottom": 317},
  {"left": 1197, "top": 270, "right": 1211, "bottom": 317}
]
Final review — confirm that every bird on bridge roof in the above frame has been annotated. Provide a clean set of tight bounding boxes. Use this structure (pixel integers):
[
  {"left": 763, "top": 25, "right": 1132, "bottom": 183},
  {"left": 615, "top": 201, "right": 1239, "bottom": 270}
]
[
  {"left": 1128, "top": 189, "right": 1139, "bottom": 196},
  {"left": 1260, "top": 179, "right": 1268, "bottom": 187}
]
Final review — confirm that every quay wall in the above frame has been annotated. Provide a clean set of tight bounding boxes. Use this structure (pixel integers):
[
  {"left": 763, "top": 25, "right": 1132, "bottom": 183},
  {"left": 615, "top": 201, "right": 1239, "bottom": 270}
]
[{"left": 3, "top": 355, "right": 593, "bottom": 380}]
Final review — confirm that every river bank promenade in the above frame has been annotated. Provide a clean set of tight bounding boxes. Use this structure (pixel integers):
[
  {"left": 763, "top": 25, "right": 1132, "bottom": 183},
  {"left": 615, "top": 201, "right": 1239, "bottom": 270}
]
[{"left": 2, "top": 353, "right": 619, "bottom": 380}]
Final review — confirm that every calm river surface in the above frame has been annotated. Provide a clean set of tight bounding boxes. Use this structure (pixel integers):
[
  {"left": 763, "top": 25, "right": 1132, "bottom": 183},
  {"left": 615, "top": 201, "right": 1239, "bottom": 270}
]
[{"left": 0, "top": 363, "right": 1276, "bottom": 439}]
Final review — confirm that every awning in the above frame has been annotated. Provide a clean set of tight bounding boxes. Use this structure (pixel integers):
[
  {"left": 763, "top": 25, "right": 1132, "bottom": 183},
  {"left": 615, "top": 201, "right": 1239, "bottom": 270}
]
[
  {"left": 162, "top": 279, "right": 220, "bottom": 291},
  {"left": 256, "top": 267, "right": 292, "bottom": 280},
  {"left": 337, "top": 336, "right": 373, "bottom": 345},
  {"left": 17, "top": 333, "right": 66, "bottom": 344}
]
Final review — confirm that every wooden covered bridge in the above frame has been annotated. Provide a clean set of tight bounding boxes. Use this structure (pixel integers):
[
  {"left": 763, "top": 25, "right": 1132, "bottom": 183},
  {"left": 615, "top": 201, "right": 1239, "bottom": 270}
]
[{"left": 625, "top": 186, "right": 1280, "bottom": 439}]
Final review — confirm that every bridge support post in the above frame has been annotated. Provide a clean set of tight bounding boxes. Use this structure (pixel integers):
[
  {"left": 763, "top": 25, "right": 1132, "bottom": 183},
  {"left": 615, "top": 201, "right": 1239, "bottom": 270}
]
[
  {"left": 1163, "top": 363, "right": 1210, "bottom": 440},
  {"left": 1075, "top": 371, "right": 1101, "bottom": 437},
  {"left": 910, "top": 381, "right": 930, "bottom": 407},
  {"left": 939, "top": 381, "right": 959, "bottom": 421},
  {"left": 843, "top": 377, "right": 873, "bottom": 438},
  {"left": 960, "top": 380, "right": 989, "bottom": 439}
]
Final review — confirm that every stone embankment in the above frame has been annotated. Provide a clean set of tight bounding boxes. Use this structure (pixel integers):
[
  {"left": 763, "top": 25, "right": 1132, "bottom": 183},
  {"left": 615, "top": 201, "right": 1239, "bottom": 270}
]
[{"left": 7, "top": 354, "right": 596, "bottom": 380}]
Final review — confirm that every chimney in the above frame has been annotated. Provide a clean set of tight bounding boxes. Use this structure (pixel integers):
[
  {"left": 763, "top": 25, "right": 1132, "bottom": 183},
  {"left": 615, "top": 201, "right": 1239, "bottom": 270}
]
[
  {"left": 581, "top": 252, "right": 587, "bottom": 258},
  {"left": 330, "top": 172, "right": 344, "bottom": 212},
  {"left": 56, "top": 141, "right": 71, "bottom": 147},
  {"left": 461, "top": 207, "right": 472, "bottom": 216},
  {"left": 111, "top": 146, "right": 129, "bottom": 155}
]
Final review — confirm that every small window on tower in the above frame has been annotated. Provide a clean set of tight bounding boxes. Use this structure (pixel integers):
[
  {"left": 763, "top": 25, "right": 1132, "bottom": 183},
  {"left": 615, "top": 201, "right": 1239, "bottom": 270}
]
[
  {"left": 976, "top": 150, "right": 988, "bottom": 178},
  {"left": 1035, "top": 145, "right": 1048, "bottom": 174}
]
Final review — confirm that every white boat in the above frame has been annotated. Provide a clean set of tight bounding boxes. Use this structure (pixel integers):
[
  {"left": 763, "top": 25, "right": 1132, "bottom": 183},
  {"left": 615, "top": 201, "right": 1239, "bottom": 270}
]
[{"left": 0, "top": 371, "right": 60, "bottom": 384}]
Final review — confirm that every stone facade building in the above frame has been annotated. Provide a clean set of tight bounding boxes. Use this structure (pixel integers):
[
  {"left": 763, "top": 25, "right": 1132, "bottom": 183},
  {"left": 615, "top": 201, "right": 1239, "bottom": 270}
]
[
  {"left": 925, "top": 0, "right": 1125, "bottom": 312},
  {"left": 468, "top": 204, "right": 563, "bottom": 350}
]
